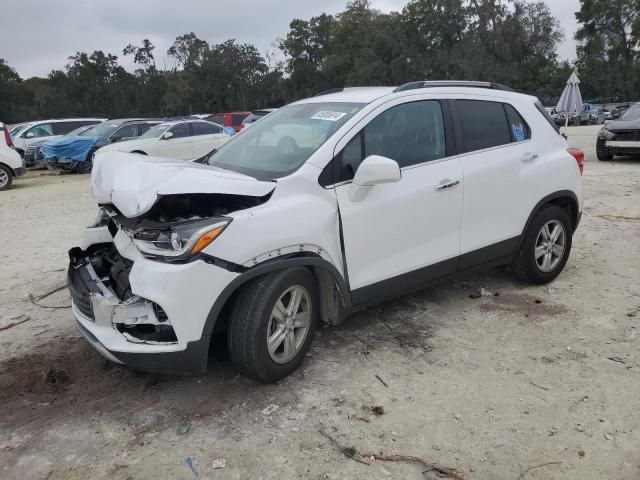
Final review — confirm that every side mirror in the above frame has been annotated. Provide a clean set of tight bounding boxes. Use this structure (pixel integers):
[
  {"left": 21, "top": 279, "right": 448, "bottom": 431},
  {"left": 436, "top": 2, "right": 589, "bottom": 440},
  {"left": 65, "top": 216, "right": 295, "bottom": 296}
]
[
  {"left": 162, "top": 131, "right": 174, "bottom": 140},
  {"left": 349, "top": 155, "right": 401, "bottom": 202},
  {"left": 26, "top": 132, "right": 35, "bottom": 138}
]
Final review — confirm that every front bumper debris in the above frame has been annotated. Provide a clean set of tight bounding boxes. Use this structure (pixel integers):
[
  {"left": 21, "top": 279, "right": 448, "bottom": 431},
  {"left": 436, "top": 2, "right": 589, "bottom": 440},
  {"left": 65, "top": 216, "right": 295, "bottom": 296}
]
[{"left": 68, "top": 245, "right": 211, "bottom": 375}]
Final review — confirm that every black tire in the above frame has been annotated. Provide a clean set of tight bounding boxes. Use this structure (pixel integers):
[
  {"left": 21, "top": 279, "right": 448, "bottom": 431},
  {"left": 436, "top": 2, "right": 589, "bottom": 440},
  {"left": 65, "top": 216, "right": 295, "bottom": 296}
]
[
  {"left": 78, "top": 160, "right": 93, "bottom": 174},
  {"left": 512, "top": 205, "right": 573, "bottom": 285},
  {"left": 0, "top": 164, "right": 13, "bottom": 191},
  {"left": 227, "top": 268, "right": 318, "bottom": 383},
  {"left": 596, "top": 139, "right": 613, "bottom": 161}
]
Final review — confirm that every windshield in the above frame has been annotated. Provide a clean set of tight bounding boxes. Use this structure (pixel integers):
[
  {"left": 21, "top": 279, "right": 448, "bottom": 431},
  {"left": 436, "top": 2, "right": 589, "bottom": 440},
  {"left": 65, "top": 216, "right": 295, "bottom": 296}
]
[
  {"left": 139, "top": 123, "right": 171, "bottom": 139},
  {"left": 67, "top": 125, "right": 93, "bottom": 137},
  {"left": 13, "top": 124, "right": 33, "bottom": 137},
  {"left": 206, "top": 102, "right": 364, "bottom": 180},
  {"left": 619, "top": 103, "right": 640, "bottom": 121},
  {"left": 11, "top": 124, "right": 29, "bottom": 135},
  {"left": 82, "top": 121, "right": 122, "bottom": 138}
]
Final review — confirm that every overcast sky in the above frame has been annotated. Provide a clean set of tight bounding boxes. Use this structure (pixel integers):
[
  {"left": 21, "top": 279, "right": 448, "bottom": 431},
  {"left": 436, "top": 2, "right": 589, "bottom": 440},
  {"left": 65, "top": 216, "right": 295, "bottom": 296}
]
[{"left": 1, "top": 0, "right": 580, "bottom": 79}]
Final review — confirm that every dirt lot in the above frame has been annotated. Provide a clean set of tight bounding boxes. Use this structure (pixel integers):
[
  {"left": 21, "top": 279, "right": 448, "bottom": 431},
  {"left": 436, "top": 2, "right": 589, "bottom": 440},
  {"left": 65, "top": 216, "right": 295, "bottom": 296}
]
[{"left": 1, "top": 125, "right": 639, "bottom": 480}]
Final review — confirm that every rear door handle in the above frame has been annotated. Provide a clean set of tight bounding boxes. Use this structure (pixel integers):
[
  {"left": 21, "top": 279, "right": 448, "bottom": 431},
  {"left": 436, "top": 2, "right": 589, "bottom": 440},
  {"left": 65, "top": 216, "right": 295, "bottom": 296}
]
[
  {"left": 435, "top": 179, "right": 460, "bottom": 191},
  {"left": 521, "top": 152, "right": 539, "bottom": 163}
]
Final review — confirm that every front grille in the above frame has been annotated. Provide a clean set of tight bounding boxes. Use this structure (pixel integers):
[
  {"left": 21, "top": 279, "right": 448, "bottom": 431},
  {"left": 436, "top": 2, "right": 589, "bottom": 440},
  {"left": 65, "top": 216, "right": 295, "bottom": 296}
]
[
  {"left": 67, "top": 262, "right": 98, "bottom": 320},
  {"left": 23, "top": 145, "right": 38, "bottom": 164},
  {"left": 614, "top": 130, "right": 640, "bottom": 141}
]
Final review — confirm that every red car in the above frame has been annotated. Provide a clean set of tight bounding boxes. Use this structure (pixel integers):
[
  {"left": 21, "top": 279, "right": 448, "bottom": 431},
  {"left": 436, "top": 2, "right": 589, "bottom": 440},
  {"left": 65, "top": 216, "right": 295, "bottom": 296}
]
[{"left": 205, "top": 112, "right": 250, "bottom": 132}]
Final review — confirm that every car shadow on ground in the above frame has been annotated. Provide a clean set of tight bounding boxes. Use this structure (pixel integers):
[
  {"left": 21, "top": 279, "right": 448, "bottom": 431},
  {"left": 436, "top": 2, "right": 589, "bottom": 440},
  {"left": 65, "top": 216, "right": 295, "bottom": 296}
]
[{"left": 0, "top": 266, "right": 539, "bottom": 439}]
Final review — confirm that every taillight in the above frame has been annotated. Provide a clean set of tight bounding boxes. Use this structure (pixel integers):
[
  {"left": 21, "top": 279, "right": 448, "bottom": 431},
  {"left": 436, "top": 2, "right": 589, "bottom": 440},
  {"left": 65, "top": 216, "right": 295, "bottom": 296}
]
[
  {"left": 567, "top": 148, "right": 584, "bottom": 175},
  {"left": 2, "top": 127, "right": 13, "bottom": 148}
]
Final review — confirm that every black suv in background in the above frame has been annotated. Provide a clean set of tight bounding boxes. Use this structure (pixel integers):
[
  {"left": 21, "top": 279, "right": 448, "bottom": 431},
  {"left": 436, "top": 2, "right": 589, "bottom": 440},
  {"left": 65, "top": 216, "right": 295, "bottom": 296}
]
[{"left": 597, "top": 103, "right": 640, "bottom": 160}]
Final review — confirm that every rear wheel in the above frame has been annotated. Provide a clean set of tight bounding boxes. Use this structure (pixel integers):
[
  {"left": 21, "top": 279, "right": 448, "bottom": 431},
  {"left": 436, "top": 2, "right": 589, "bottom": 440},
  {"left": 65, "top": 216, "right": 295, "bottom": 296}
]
[
  {"left": 0, "top": 164, "right": 13, "bottom": 190},
  {"left": 512, "top": 205, "right": 573, "bottom": 284},
  {"left": 227, "top": 268, "right": 318, "bottom": 383}
]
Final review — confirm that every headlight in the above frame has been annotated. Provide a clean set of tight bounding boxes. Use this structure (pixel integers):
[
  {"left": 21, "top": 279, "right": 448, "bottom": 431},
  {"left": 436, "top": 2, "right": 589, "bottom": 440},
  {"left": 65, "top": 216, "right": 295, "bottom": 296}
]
[
  {"left": 598, "top": 128, "right": 616, "bottom": 140},
  {"left": 132, "top": 218, "right": 230, "bottom": 259}
]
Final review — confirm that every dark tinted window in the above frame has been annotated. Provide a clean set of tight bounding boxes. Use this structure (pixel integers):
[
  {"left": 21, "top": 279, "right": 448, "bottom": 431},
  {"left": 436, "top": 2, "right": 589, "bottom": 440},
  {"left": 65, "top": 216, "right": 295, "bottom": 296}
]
[
  {"left": 192, "top": 122, "right": 221, "bottom": 135},
  {"left": 231, "top": 114, "right": 248, "bottom": 126},
  {"left": 53, "top": 122, "right": 78, "bottom": 135},
  {"left": 207, "top": 114, "right": 224, "bottom": 125},
  {"left": 456, "top": 100, "right": 511, "bottom": 152},
  {"left": 504, "top": 104, "right": 530, "bottom": 142},
  {"left": 336, "top": 100, "right": 446, "bottom": 182},
  {"left": 169, "top": 123, "right": 190, "bottom": 138}
]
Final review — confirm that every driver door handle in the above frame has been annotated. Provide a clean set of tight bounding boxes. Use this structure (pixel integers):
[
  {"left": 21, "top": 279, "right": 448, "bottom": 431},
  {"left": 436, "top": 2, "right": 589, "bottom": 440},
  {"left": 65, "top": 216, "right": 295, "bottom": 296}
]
[
  {"left": 521, "top": 152, "right": 539, "bottom": 163},
  {"left": 435, "top": 179, "right": 460, "bottom": 191}
]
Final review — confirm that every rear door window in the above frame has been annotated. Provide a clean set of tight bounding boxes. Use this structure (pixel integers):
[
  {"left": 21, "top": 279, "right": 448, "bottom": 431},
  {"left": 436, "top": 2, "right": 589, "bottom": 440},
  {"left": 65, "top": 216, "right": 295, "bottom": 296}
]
[
  {"left": 192, "top": 122, "right": 221, "bottom": 135},
  {"left": 53, "top": 122, "right": 80, "bottom": 135},
  {"left": 455, "top": 100, "right": 511, "bottom": 153}
]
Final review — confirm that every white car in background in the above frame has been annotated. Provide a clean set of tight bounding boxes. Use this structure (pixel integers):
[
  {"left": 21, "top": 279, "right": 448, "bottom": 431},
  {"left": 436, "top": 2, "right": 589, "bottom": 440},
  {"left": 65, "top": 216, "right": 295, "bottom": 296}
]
[
  {"left": 0, "top": 122, "right": 26, "bottom": 190},
  {"left": 12, "top": 118, "right": 105, "bottom": 157},
  {"left": 96, "top": 120, "right": 231, "bottom": 160}
]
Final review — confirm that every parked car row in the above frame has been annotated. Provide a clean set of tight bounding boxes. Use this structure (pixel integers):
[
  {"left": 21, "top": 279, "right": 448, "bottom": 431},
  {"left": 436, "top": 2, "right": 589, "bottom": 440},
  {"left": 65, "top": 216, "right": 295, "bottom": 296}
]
[
  {"left": 0, "top": 114, "right": 246, "bottom": 189},
  {"left": 552, "top": 103, "right": 604, "bottom": 126}
]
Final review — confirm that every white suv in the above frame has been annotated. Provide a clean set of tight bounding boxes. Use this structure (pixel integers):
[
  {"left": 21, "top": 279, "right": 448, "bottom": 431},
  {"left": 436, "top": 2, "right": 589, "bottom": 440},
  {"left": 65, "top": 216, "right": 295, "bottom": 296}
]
[{"left": 68, "top": 81, "right": 584, "bottom": 382}]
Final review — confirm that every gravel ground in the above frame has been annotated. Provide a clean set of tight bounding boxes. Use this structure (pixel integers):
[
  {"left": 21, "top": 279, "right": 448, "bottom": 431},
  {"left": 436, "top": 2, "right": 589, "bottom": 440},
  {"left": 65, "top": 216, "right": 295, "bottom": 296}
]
[{"left": 1, "top": 126, "right": 639, "bottom": 480}]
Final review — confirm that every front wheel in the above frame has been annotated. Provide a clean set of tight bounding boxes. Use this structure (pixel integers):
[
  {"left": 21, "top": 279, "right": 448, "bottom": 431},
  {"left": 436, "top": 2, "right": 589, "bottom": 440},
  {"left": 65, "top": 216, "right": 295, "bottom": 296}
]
[
  {"left": 512, "top": 205, "right": 573, "bottom": 284},
  {"left": 227, "top": 268, "right": 318, "bottom": 383},
  {"left": 0, "top": 164, "right": 13, "bottom": 190},
  {"left": 596, "top": 140, "right": 613, "bottom": 161}
]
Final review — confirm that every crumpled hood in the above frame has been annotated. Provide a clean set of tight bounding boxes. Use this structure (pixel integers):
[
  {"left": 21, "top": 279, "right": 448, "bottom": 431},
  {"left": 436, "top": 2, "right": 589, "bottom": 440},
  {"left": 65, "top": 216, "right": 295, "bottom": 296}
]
[
  {"left": 91, "top": 151, "right": 275, "bottom": 218},
  {"left": 606, "top": 119, "right": 640, "bottom": 131}
]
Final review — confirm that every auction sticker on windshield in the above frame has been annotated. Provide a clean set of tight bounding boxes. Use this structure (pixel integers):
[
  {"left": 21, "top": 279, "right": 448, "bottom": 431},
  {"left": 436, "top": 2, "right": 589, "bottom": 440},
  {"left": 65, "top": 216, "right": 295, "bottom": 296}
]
[{"left": 310, "top": 111, "right": 348, "bottom": 122}]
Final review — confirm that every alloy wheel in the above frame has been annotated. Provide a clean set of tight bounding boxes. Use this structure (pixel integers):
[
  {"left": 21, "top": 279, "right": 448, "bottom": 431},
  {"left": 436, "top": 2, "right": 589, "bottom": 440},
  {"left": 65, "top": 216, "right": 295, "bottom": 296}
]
[
  {"left": 266, "top": 285, "right": 312, "bottom": 364},
  {"left": 0, "top": 169, "right": 9, "bottom": 189},
  {"left": 535, "top": 220, "right": 566, "bottom": 273}
]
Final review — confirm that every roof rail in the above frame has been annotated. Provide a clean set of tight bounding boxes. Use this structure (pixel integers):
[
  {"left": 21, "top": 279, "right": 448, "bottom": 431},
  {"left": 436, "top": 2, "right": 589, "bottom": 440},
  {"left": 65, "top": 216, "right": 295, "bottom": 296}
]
[
  {"left": 314, "top": 87, "right": 345, "bottom": 97},
  {"left": 393, "top": 80, "right": 515, "bottom": 93}
]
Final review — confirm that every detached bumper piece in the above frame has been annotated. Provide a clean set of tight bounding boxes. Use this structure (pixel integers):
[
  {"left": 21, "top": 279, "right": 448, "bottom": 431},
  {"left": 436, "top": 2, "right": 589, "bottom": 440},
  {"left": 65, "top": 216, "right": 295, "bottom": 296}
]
[{"left": 67, "top": 246, "right": 209, "bottom": 375}]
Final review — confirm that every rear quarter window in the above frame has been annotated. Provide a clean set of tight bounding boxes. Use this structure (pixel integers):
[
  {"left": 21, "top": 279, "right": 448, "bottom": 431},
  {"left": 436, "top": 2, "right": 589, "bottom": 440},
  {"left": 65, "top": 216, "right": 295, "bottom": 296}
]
[{"left": 534, "top": 101, "right": 560, "bottom": 133}]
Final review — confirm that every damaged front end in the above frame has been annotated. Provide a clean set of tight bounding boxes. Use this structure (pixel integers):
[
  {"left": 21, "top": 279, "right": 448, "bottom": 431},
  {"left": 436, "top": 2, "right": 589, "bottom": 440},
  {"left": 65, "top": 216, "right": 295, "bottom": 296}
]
[{"left": 68, "top": 244, "right": 178, "bottom": 345}]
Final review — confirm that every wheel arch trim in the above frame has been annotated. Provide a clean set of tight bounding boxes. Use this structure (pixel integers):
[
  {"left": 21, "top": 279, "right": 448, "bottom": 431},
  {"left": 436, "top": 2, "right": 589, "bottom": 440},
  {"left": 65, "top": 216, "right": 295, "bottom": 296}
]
[
  {"left": 517, "top": 190, "right": 580, "bottom": 253},
  {"left": 201, "top": 254, "right": 350, "bottom": 338},
  {"left": 0, "top": 162, "right": 16, "bottom": 177}
]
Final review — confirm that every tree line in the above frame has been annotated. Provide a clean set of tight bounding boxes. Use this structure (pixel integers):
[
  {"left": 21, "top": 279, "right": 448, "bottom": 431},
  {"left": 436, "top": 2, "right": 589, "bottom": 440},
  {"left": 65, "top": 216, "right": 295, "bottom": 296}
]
[{"left": 1, "top": 0, "right": 638, "bottom": 124}]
